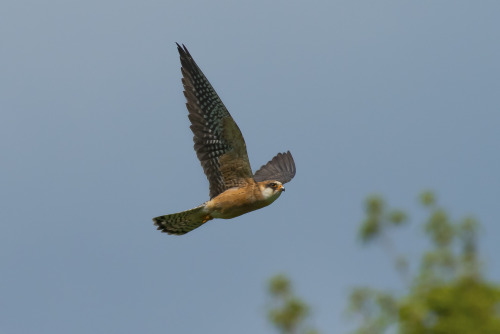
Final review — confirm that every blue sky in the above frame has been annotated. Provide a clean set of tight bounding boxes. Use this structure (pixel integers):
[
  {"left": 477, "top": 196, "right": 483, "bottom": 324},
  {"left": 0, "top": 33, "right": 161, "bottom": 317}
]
[{"left": 2, "top": 1, "right": 500, "bottom": 333}]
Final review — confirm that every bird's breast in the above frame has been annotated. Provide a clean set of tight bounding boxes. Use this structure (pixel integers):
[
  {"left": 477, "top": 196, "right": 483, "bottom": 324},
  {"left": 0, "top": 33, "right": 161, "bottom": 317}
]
[{"left": 205, "top": 184, "right": 281, "bottom": 219}]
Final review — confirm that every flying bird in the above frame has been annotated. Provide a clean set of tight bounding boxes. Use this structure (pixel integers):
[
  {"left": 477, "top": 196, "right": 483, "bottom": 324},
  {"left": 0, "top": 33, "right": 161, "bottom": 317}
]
[{"left": 152, "top": 44, "right": 296, "bottom": 235}]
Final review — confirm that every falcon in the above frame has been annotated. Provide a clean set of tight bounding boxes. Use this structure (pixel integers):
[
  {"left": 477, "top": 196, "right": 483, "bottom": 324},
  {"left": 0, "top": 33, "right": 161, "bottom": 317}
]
[{"left": 152, "top": 44, "right": 296, "bottom": 235}]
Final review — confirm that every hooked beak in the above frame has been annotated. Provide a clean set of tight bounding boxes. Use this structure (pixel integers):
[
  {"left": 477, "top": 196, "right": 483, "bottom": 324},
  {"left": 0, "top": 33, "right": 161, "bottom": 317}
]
[{"left": 281, "top": 185, "right": 285, "bottom": 192}]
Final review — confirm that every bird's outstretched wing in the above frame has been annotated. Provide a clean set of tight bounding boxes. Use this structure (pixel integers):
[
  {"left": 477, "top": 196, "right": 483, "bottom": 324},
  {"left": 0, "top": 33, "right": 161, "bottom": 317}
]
[
  {"left": 177, "top": 43, "right": 253, "bottom": 199},
  {"left": 253, "top": 151, "right": 296, "bottom": 184}
]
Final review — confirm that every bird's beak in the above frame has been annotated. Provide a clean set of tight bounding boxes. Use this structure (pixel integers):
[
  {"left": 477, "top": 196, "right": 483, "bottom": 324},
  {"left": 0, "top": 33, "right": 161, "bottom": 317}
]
[{"left": 281, "top": 185, "right": 285, "bottom": 192}]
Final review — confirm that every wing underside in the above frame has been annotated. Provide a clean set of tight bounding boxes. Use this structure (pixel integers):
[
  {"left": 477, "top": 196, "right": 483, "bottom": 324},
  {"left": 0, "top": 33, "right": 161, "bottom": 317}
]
[{"left": 177, "top": 44, "right": 253, "bottom": 199}]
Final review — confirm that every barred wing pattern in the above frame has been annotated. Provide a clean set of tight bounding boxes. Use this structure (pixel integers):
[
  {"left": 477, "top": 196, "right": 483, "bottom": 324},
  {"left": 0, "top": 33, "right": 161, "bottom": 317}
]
[
  {"left": 253, "top": 151, "right": 296, "bottom": 184},
  {"left": 177, "top": 44, "right": 253, "bottom": 199}
]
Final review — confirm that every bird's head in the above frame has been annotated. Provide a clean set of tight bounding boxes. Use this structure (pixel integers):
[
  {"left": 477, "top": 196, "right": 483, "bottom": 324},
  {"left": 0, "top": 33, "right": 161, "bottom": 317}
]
[{"left": 259, "top": 181, "right": 285, "bottom": 201}]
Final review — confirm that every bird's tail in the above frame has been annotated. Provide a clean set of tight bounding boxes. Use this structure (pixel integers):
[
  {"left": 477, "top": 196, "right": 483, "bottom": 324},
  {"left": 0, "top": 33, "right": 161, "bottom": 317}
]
[{"left": 153, "top": 204, "right": 213, "bottom": 235}]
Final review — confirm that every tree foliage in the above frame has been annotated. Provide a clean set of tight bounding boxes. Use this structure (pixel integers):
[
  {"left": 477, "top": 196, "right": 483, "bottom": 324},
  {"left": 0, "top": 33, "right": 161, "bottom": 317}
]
[
  {"left": 267, "top": 191, "right": 500, "bottom": 334},
  {"left": 348, "top": 191, "right": 500, "bottom": 334},
  {"left": 267, "top": 274, "right": 318, "bottom": 334}
]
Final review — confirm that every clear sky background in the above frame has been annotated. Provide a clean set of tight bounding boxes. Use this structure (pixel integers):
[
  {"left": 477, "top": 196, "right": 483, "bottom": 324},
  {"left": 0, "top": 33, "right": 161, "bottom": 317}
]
[{"left": 2, "top": 1, "right": 500, "bottom": 333}]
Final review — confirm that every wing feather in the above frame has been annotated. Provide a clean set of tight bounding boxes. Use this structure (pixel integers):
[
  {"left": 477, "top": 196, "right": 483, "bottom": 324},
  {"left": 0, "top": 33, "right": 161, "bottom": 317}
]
[
  {"left": 253, "top": 151, "right": 296, "bottom": 184},
  {"left": 177, "top": 43, "right": 253, "bottom": 198}
]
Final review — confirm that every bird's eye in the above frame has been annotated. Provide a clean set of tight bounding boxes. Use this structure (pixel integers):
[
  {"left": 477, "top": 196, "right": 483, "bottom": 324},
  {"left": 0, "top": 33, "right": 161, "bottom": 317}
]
[{"left": 269, "top": 183, "right": 276, "bottom": 188}]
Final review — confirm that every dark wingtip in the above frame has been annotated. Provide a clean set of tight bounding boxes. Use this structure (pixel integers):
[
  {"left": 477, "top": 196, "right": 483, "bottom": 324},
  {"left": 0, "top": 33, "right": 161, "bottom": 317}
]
[
  {"left": 176, "top": 43, "right": 196, "bottom": 70},
  {"left": 176, "top": 42, "right": 185, "bottom": 55},
  {"left": 253, "top": 150, "right": 296, "bottom": 184},
  {"left": 176, "top": 43, "right": 192, "bottom": 57}
]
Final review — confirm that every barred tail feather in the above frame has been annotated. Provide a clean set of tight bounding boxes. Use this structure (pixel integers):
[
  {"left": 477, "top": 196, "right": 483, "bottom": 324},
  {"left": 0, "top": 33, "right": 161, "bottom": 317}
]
[{"left": 153, "top": 204, "right": 212, "bottom": 235}]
